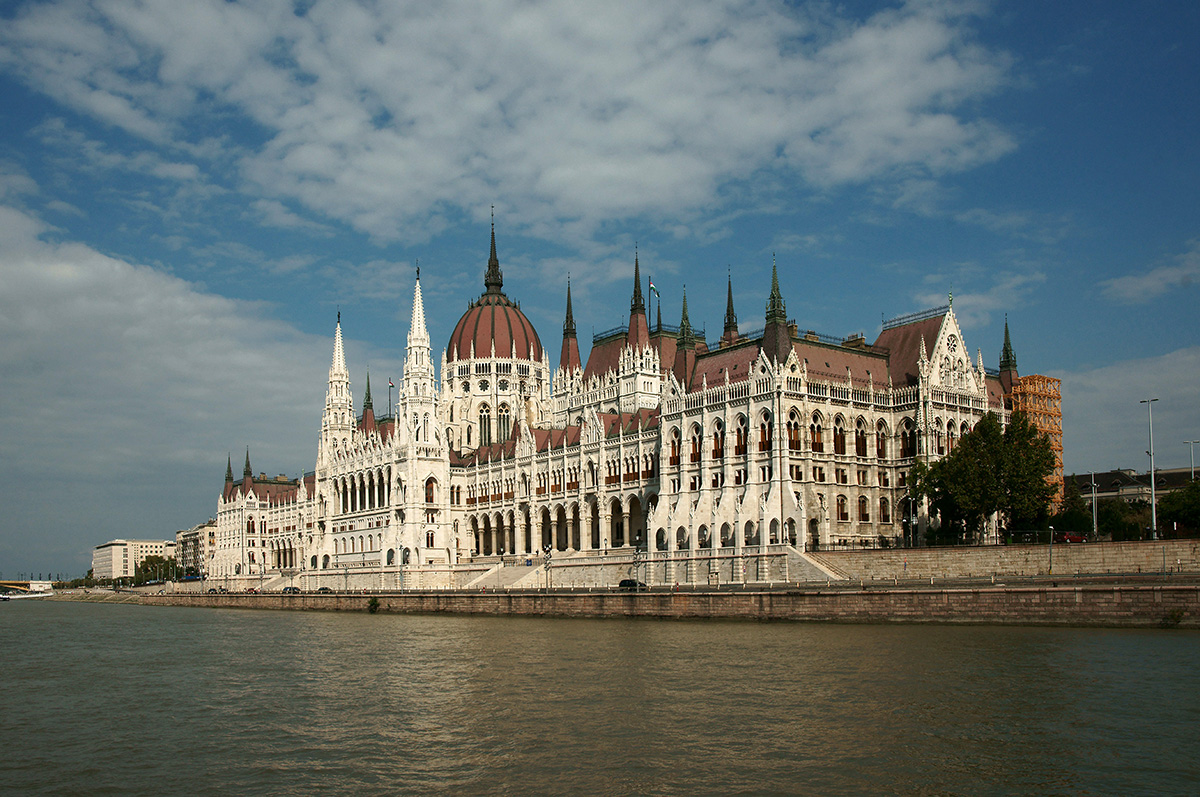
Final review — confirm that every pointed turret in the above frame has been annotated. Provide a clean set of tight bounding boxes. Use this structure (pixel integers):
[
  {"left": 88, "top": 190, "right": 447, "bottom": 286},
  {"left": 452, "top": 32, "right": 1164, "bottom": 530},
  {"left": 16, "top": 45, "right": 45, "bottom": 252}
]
[
  {"left": 765, "top": 256, "right": 786, "bottom": 323},
  {"left": 999, "top": 316, "right": 1019, "bottom": 395},
  {"left": 627, "top": 247, "right": 649, "bottom": 349},
  {"left": 672, "top": 287, "right": 697, "bottom": 386},
  {"left": 631, "top": 247, "right": 645, "bottom": 314},
  {"left": 243, "top": 448, "right": 252, "bottom": 479},
  {"left": 761, "top": 255, "right": 792, "bottom": 365},
  {"left": 559, "top": 278, "right": 581, "bottom": 372},
  {"left": 402, "top": 273, "right": 436, "bottom": 440},
  {"left": 721, "top": 271, "right": 739, "bottom": 348},
  {"left": 225, "top": 454, "right": 233, "bottom": 483},
  {"left": 361, "top": 371, "right": 376, "bottom": 432},
  {"left": 319, "top": 313, "right": 354, "bottom": 464}
]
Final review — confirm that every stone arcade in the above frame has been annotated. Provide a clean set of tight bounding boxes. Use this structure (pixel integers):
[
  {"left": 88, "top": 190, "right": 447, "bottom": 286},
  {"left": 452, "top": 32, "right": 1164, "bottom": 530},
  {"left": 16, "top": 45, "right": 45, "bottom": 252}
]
[{"left": 211, "top": 225, "right": 1031, "bottom": 590}]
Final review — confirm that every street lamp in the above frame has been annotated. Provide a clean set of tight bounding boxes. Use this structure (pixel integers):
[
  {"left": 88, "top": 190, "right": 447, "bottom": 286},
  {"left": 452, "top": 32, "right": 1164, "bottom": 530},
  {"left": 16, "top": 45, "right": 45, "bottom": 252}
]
[
  {"left": 1141, "top": 398, "right": 1159, "bottom": 539},
  {"left": 1048, "top": 525, "right": 1053, "bottom": 575},
  {"left": 1186, "top": 440, "right": 1199, "bottom": 481},
  {"left": 1090, "top": 472, "right": 1098, "bottom": 541}
]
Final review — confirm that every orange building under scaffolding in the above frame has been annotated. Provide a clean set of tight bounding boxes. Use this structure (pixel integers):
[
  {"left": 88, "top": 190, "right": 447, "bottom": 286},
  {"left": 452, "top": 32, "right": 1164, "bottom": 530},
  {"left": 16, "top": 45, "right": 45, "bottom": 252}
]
[{"left": 1011, "top": 373, "right": 1064, "bottom": 507}]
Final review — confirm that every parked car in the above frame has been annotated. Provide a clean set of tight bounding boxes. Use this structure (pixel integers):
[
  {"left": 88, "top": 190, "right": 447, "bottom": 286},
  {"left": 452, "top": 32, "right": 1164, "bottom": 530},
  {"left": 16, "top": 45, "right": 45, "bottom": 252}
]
[
  {"left": 317, "top": 586, "right": 334, "bottom": 594},
  {"left": 618, "top": 579, "right": 647, "bottom": 592},
  {"left": 1054, "top": 531, "right": 1086, "bottom": 543},
  {"left": 282, "top": 586, "right": 301, "bottom": 594},
  {"left": 207, "top": 588, "right": 217, "bottom": 593}
]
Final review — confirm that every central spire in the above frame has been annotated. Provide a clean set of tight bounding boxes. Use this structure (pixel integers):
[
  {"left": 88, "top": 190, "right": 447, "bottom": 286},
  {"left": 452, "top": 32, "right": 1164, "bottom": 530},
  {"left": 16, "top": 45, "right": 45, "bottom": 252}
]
[{"left": 484, "top": 206, "right": 503, "bottom": 294}]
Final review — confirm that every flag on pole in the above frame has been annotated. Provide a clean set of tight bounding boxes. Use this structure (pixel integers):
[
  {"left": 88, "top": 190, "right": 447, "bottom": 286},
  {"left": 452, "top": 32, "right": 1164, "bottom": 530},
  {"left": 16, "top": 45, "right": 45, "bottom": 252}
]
[
  {"left": 648, "top": 281, "right": 659, "bottom": 298},
  {"left": 388, "top": 379, "right": 394, "bottom": 388}
]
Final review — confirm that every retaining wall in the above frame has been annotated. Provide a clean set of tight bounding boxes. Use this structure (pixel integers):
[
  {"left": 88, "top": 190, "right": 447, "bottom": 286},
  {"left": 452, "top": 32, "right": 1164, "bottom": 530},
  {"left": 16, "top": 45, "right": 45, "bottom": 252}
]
[
  {"left": 811, "top": 539, "right": 1200, "bottom": 581},
  {"left": 142, "top": 584, "right": 1200, "bottom": 628}
]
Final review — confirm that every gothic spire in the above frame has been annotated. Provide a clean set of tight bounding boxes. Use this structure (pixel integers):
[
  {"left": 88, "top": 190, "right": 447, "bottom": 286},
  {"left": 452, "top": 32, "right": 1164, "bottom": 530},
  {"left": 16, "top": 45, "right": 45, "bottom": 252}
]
[
  {"left": 243, "top": 448, "right": 252, "bottom": 479},
  {"left": 363, "top": 371, "right": 373, "bottom": 410},
  {"left": 765, "top": 253, "right": 786, "bottom": 323},
  {"left": 724, "top": 270, "right": 738, "bottom": 337},
  {"left": 631, "top": 245, "right": 645, "bottom": 314},
  {"left": 678, "top": 286, "right": 695, "bottom": 348},
  {"left": 408, "top": 271, "right": 429, "bottom": 348},
  {"left": 1000, "top": 316, "right": 1018, "bottom": 371},
  {"left": 331, "top": 313, "right": 348, "bottom": 378},
  {"left": 225, "top": 454, "right": 233, "bottom": 482},
  {"left": 563, "top": 277, "right": 576, "bottom": 336},
  {"left": 559, "top": 278, "right": 582, "bottom": 372},
  {"left": 484, "top": 206, "right": 503, "bottom": 294}
]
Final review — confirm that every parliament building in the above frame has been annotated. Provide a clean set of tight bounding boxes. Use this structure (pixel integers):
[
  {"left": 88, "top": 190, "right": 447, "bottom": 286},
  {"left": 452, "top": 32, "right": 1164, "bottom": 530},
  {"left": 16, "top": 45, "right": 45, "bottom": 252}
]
[{"left": 210, "top": 225, "right": 1049, "bottom": 590}]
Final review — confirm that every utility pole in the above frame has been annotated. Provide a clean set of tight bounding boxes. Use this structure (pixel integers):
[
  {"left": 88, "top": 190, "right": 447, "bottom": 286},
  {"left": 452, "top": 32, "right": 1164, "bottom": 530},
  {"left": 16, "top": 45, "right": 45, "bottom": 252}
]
[{"left": 1186, "top": 440, "right": 1198, "bottom": 481}]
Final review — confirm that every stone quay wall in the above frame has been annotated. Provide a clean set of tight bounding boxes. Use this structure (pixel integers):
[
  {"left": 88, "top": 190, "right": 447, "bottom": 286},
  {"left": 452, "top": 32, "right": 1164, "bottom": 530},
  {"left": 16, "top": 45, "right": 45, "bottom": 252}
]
[
  {"left": 810, "top": 539, "right": 1200, "bottom": 581},
  {"left": 142, "top": 583, "right": 1200, "bottom": 628}
]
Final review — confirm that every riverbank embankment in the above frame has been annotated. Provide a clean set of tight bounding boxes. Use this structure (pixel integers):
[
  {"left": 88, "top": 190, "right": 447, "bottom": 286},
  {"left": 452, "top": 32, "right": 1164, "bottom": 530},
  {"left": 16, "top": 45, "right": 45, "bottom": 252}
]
[{"left": 122, "top": 581, "right": 1200, "bottom": 628}]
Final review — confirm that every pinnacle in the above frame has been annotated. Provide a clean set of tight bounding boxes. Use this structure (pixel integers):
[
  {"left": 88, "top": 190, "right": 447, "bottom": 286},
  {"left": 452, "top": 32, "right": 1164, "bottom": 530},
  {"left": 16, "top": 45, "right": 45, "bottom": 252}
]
[{"left": 765, "top": 254, "right": 786, "bottom": 323}]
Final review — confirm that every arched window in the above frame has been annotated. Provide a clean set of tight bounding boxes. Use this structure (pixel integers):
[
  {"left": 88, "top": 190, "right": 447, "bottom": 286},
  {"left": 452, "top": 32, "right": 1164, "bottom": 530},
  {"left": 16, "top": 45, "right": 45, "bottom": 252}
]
[
  {"left": 478, "top": 405, "right": 492, "bottom": 447},
  {"left": 425, "top": 477, "right": 436, "bottom": 504},
  {"left": 735, "top": 416, "right": 748, "bottom": 456},
  {"left": 880, "top": 497, "right": 891, "bottom": 524},
  {"left": 858, "top": 496, "right": 870, "bottom": 522},
  {"left": 758, "top": 412, "right": 772, "bottom": 452},
  {"left": 900, "top": 419, "right": 915, "bottom": 458},
  {"left": 833, "top": 418, "right": 846, "bottom": 455},
  {"left": 497, "top": 404, "right": 511, "bottom": 441},
  {"left": 712, "top": 419, "right": 725, "bottom": 460},
  {"left": 788, "top": 411, "right": 801, "bottom": 451},
  {"left": 669, "top": 428, "right": 681, "bottom": 467},
  {"left": 947, "top": 419, "right": 956, "bottom": 453},
  {"left": 876, "top": 421, "right": 889, "bottom": 459},
  {"left": 810, "top": 413, "right": 824, "bottom": 453},
  {"left": 836, "top": 495, "right": 849, "bottom": 522},
  {"left": 855, "top": 419, "right": 868, "bottom": 457},
  {"left": 690, "top": 425, "right": 701, "bottom": 463}
]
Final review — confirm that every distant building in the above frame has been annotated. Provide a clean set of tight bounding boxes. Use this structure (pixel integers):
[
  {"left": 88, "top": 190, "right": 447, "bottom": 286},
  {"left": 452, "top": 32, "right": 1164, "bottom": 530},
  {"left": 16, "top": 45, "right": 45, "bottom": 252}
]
[
  {"left": 175, "top": 520, "right": 216, "bottom": 576},
  {"left": 1065, "top": 467, "right": 1195, "bottom": 506},
  {"left": 91, "top": 538, "right": 176, "bottom": 581}
]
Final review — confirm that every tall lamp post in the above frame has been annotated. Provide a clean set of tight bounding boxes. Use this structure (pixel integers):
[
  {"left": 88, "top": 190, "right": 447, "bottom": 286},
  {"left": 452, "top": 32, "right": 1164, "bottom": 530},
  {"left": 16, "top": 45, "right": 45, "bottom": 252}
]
[
  {"left": 1090, "top": 472, "right": 1098, "bottom": 541},
  {"left": 1186, "top": 440, "right": 1199, "bottom": 481},
  {"left": 1141, "top": 398, "right": 1159, "bottom": 539}
]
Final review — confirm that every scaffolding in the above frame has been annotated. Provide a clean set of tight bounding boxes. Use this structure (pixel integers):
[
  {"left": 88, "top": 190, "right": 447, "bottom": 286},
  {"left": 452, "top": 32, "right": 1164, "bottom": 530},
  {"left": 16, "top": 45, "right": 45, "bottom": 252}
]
[{"left": 1012, "top": 374, "right": 1064, "bottom": 506}]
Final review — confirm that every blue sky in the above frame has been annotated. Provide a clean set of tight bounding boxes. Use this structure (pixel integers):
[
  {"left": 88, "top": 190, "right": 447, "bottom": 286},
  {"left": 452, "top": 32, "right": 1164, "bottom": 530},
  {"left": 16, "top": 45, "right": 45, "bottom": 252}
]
[{"left": 1, "top": 0, "right": 1197, "bottom": 577}]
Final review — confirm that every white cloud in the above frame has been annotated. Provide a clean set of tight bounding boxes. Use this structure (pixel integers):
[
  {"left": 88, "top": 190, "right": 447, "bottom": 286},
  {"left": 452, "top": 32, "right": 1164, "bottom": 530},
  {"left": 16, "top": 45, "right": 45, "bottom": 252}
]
[
  {"left": 914, "top": 269, "right": 1045, "bottom": 329},
  {"left": 0, "top": 202, "right": 392, "bottom": 573},
  {"left": 1055, "top": 346, "right": 1200, "bottom": 474},
  {"left": 1100, "top": 240, "right": 1200, "bottom": 304},
  {"left": 0, "top": 0, "right": 1017, "bottom": 245}
]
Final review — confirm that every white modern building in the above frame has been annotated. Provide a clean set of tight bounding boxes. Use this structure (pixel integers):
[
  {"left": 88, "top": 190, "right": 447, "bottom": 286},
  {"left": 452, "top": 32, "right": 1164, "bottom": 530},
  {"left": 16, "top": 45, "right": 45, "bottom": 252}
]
[{"left": 92, "top": 538, "right": 176, "bottom": 581}]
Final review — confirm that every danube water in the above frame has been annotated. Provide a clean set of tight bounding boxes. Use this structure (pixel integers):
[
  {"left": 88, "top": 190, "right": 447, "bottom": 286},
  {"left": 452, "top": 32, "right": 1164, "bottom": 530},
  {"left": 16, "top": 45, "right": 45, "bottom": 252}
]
[{"left": 2, "top": 601, "right": 1198, "bottom": 796}]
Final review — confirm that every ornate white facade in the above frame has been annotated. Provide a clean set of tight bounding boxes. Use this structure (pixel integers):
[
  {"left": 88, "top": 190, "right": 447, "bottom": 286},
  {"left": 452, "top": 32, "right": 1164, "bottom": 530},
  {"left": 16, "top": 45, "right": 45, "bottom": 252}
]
[{"left": 212, "top": 227, "right": 1019, "bottom": 589}]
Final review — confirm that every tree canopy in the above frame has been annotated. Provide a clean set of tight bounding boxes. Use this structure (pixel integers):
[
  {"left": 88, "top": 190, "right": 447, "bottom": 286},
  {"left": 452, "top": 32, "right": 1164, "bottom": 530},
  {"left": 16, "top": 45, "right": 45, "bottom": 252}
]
[{"left": 912, "top": 411, "right": 1055, "bottom": 543}]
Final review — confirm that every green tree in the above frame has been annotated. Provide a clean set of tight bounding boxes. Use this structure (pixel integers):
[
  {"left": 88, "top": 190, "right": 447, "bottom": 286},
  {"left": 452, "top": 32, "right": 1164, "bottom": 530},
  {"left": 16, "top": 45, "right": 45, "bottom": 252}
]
[
  {"left": 1051, "top": 476, "right": 1092, "bottom": 534},
  {"left": 1159, "top": 480, "right": 1200, "bottom": 537},
  {"left": 999, "top": 411, "right": 1056, "bottom": 530},
  {"left": 912, "top": 411, "right": 1055, "bottom": 543}
]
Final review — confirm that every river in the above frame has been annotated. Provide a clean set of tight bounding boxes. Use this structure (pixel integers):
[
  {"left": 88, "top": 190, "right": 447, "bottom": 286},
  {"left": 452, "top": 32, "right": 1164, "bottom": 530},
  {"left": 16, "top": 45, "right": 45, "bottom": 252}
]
[{"left": 1, "top": 600, "right": 1197, "bottom": 795}]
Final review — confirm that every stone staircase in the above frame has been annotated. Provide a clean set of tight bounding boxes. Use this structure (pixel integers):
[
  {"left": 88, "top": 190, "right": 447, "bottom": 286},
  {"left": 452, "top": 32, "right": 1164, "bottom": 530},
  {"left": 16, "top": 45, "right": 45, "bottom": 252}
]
[
  {"left": 464, "top": 563, "right": 541, "bottom": 589},
  {"left": 790, "top": 548, "right": 848, "bottom": 581}
]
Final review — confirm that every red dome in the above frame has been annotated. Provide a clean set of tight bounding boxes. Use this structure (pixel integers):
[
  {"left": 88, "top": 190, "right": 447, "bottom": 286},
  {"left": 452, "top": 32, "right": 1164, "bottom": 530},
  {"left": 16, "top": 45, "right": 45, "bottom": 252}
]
[{"left": 448, "top": 291, "right": 543, "bottom": 362}]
